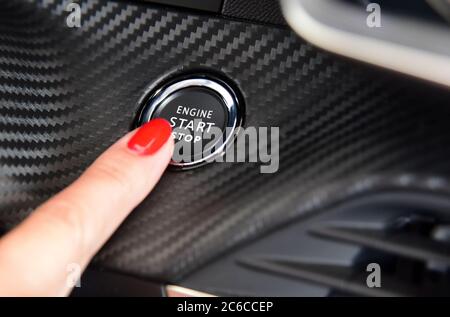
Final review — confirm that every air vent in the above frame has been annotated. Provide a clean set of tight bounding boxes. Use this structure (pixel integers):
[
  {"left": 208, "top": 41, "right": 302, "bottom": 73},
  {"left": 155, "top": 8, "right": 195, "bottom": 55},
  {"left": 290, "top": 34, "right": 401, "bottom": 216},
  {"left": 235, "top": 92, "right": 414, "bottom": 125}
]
[
  {"left": 180, "top": 193, "right": 450, "bottom": 296},
  {"left": 238, "top": 213, "right": 450, "bottom": 296}
]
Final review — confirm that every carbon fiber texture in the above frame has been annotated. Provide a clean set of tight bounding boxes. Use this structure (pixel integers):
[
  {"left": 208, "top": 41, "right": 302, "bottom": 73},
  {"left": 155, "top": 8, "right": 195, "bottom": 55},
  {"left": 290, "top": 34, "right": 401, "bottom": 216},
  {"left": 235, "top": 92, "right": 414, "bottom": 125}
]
[
  {"left": 222, "top": 0, "right": 286, "bottom": 25},
  {"left": 1, "top": 0, "right": 450, "bottom": 283}
]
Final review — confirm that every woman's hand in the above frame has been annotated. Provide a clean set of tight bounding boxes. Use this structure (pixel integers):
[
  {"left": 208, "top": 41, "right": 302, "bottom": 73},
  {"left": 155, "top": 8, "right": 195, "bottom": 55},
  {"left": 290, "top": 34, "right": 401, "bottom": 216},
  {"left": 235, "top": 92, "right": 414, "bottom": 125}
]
[{"left": 0, "top": 119, "right": 173, "bottom": 296}]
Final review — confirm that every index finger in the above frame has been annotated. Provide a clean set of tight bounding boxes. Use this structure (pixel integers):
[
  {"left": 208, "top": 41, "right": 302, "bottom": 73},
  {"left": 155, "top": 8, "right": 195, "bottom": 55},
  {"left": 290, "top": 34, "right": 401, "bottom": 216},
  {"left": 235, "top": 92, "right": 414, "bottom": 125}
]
[{"left": 0, "top": 119, "right": 173, "bottom": 296}]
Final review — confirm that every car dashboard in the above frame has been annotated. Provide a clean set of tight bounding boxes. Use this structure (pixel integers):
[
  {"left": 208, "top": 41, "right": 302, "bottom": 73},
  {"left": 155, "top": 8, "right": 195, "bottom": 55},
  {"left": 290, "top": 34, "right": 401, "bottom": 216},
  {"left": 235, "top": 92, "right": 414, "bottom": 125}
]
[{"left": 1, "top": 0, "right": 450, "bottom": 296}]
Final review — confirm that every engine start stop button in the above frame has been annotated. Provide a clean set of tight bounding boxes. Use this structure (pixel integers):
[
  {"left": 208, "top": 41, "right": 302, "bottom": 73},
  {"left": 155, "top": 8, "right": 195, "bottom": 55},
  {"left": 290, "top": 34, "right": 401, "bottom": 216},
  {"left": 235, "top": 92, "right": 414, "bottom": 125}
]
[{"left": 138, "top": 75, "right": 242, "bottom": 169}]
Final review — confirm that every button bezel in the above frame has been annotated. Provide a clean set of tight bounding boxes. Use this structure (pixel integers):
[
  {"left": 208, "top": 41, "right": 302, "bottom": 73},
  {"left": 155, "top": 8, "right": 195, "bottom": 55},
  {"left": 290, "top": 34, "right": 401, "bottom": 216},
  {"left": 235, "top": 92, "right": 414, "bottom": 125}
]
[{"left": 138, "top": 74, "right": 242, "bottom": 169}]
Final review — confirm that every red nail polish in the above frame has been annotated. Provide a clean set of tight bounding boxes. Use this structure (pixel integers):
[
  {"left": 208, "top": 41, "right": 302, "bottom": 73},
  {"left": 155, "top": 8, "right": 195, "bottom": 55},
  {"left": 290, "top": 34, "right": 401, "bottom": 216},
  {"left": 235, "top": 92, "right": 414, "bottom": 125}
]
[{"left": 128, "top": 118, "right": 172, "bottom": 155}]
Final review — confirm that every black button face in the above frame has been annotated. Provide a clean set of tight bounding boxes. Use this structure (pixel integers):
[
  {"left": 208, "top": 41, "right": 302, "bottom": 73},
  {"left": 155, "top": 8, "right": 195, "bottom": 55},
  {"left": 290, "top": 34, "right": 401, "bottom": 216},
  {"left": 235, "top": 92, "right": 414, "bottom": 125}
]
[
  {"left": 152, "top": 87, "right": 228, "bottom": 156},
  {"left": 139, "top": 76, "right": 241, "bottom": 168}
]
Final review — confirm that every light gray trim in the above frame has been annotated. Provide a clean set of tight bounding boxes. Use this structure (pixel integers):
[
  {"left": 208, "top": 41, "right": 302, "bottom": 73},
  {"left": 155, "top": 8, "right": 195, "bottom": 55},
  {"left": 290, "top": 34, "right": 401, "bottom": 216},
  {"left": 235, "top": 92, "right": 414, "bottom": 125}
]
[{"left": 281, "top": 0, "right": 450, "bottom": 87}]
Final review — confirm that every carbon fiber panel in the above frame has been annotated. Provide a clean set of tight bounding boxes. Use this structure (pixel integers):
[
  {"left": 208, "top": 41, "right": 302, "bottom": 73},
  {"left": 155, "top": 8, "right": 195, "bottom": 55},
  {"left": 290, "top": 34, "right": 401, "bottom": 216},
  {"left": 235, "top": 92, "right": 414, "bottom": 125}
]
[
  {"left": 222, "top": 0, "right": 286, "bottom": 25},
  {"left": 1, "top": 0, "right": 450, "bottom": 282}
]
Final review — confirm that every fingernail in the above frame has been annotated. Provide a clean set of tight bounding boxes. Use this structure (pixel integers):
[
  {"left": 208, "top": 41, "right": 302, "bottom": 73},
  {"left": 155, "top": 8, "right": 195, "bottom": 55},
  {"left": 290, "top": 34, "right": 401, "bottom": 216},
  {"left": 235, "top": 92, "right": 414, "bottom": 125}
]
[{"left": 127, "top": 118, "right": 172, "bottom": 155}]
